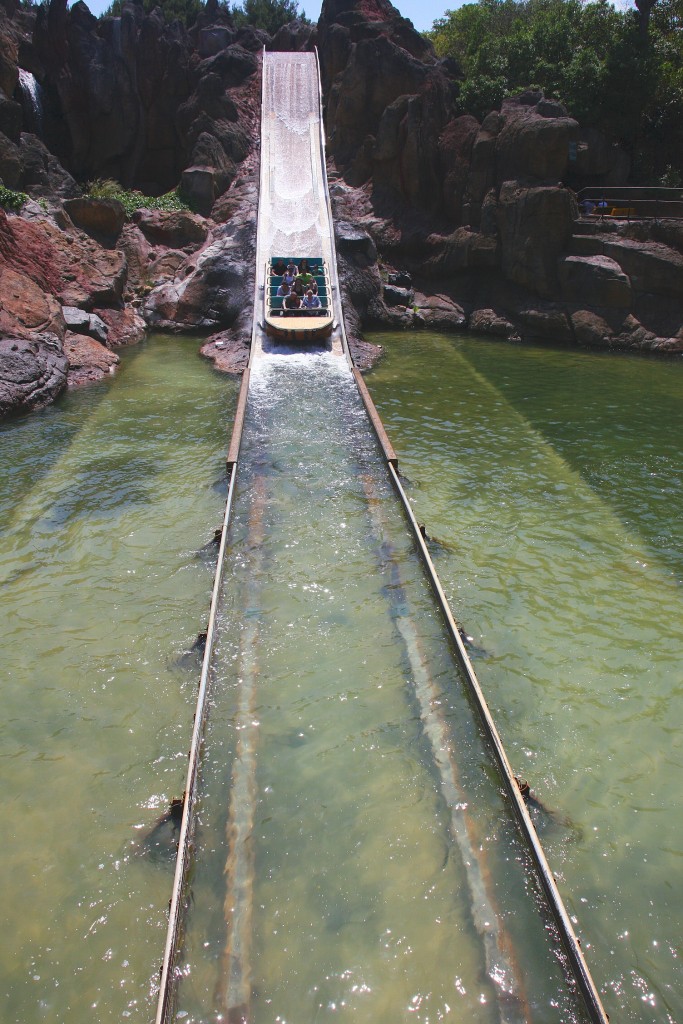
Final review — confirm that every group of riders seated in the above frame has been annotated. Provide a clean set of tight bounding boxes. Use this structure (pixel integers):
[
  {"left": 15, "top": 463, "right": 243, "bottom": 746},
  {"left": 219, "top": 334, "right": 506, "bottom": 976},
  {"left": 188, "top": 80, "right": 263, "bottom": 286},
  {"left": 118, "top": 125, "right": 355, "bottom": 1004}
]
[{"left": 272, "top": 259, "right": 324, "bottom": 312}]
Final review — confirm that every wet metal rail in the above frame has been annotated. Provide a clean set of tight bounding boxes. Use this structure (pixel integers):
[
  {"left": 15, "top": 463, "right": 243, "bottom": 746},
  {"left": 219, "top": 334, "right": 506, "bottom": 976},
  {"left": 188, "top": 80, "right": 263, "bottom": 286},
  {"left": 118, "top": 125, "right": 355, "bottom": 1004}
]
[{"left": 154, "top": 50, "right": 610, "bottom": 1024}]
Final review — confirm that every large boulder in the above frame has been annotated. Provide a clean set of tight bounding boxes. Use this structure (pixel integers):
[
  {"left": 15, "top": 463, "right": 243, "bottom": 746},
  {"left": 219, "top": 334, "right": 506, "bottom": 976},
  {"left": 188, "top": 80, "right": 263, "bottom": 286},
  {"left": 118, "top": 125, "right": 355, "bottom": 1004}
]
[
  {"left": 558, "top": 255, "right": 631, "bottom": 307},
  {"left": 63, "top": 197, "right": 126, "bottom": 241},
  {"left": 59, "top": 240, "right": 126, "bottom": 309},
  {"left": 131, "top": 208, "right": 209, "bottom": 249},
  {"left": 497, "top": 182, "right": 575, "bottom": 297},
  {"left": 144, "top": 216, "right": 256, "bottom": 331},
  {"left": 496, "top": 95, "right": 580, "bottom": 184},
  {"left": 95, "top": 306, "right": 146, "bottom": 347},
  {"left": 0, "top": 333, "right": 68, "bottom": 417},
  {"left": 64, "top": 330, "right": 118, "bottom": 386},
  {"left": 600, "top": 237, "right": 683, "bottom": 298},
  {"left": 0, "top": 263, "right": 65, "bottom": 338},
  {"left": 413, "top": 290, "right": 466, "bottom": 331},
  {"left": 469, "top": 307, "right": 519, "bottom": 339}
]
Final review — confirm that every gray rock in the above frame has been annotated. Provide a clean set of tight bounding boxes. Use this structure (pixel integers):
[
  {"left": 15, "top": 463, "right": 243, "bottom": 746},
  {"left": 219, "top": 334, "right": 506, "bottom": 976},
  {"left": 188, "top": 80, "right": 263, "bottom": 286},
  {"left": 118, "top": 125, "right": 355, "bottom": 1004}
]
[
  {"left": 179, "top": 165, "right": 218, "bottom": 217},
  {"left": 383, "top": 283, "right": 414, "bottom": 307},
  {"left": 558, "top": 255, "right": 631, "bottom": 308},
  {"left": 537, "top": 98, "right": 567, "bottom": 118},
  {"left": 0, "top": 334, "right": 68, "bottom": 419},
  {"left": 62, "top": 306, "right": 109, "bottom": 343},
  {"left": 469, "top": 308, "right": 520, "bottom": 340},
  {"left": 387, "top": 270, "right": 412, "bottom": 288},
  {"left": 334, "top": 220, "right": 378, "bottom": 265}
]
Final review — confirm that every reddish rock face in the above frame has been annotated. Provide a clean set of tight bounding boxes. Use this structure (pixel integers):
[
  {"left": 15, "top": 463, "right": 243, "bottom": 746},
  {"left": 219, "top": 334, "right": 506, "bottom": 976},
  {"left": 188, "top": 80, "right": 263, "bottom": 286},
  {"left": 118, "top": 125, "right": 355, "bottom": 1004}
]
[
  {"left": 0, "top": 264, "right": 64, "bottom": 338},
  {"left": 94, "top": 307, "right": 146, "bottom": 348},
  {"left": 0, "top": 209, "right": 61, "bottom": 293},
  {"left": 64, "top": 331, "right": 119, "bottom": 387}
]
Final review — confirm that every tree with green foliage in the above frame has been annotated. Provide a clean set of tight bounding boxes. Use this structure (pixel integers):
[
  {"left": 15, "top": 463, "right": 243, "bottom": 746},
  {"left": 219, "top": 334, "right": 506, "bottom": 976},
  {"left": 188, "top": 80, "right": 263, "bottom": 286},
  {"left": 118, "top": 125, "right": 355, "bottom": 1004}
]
[
  {"left": 102, "top": 0, "right": 208, "bottom": 25},
  {"left": 231, "top": 0, "right": 308, "bottom": 33},
  {"left": 101, "top": 0, "right": 307, "bottom": 31},
  {"left": 428, "top": 0, "right": 682, "bottom": 183}
]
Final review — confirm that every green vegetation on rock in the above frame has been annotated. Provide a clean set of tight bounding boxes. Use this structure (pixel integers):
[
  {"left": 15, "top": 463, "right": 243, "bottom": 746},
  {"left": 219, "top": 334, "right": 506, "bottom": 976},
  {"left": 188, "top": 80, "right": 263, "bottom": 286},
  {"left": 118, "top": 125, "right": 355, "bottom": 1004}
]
[
  {"left": 0, "top": 186, "right": 29, "bottom": 212},
  {"left": 86, "top": 179, "right": 191, "bottom": 217},
  {"left": 428, "top": 0, "right": 683, "bottom": 182}
]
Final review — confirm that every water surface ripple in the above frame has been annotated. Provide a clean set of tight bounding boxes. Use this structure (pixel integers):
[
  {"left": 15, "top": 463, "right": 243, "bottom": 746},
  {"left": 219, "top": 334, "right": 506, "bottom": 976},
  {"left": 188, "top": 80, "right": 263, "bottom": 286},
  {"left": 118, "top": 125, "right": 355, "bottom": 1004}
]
[{"left": 366, "top": 333, "right": 683, "bottom": 1024}]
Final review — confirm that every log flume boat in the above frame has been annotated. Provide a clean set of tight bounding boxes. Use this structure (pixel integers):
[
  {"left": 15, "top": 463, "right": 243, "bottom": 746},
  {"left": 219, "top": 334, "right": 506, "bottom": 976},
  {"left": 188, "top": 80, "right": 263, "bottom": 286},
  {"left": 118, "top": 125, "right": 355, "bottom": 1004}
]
[{"left": 264, "top": 256, "right": 334, "bottom": 342}]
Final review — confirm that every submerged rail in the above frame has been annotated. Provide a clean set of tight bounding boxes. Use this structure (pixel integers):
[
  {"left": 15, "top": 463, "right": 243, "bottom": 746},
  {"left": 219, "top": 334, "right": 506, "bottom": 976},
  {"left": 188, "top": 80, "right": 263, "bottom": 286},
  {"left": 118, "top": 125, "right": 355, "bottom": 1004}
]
[{"left": 155, "top": 49, "right": 609, "bottom": 1024}]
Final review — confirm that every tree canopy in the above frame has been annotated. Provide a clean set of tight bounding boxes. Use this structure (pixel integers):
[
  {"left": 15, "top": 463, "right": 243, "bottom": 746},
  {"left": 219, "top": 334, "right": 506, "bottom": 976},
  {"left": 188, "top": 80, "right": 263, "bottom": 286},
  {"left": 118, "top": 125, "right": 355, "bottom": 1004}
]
[
  {"left": 232, "top": 0, "right": 308, "bottom": 33},
  {"left": 101, "top": 0, "right": 308, "bottom": 31},
  {"left": 427, "top": 0, "right": 683, "bottom": 183}
]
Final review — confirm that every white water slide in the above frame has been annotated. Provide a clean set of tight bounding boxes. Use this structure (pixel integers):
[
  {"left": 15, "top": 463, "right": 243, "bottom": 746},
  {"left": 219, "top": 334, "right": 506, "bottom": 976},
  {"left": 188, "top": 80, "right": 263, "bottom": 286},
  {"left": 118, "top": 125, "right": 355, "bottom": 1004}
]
[{"left": 251, "top": 50, "right": 347, "bottom": 361}]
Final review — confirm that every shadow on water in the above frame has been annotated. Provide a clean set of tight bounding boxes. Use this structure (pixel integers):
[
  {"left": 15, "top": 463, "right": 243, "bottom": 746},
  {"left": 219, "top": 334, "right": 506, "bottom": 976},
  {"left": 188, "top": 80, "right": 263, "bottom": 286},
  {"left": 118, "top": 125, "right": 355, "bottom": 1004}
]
[
  {"left": 171, "top": 630, "right": 208, "bottom": 672},
  {"left": 134, "top": 799, "right": 184, "bottom": 865},
  {"left": 517, "top": 779, "right": 584, "bottom": 845},
  {"left": 40, "top": 455, "right": 158, "bottom": 526}
]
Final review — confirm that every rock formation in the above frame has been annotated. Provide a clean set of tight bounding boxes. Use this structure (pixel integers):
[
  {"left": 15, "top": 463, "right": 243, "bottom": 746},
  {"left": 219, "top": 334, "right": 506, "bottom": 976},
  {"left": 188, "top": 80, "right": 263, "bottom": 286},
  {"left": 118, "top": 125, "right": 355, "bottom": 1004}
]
[
  {"left": 316, "top": 0, "right": 683, "bottom": 354},
  {"left": 1, "top": 0, "right": 682, "bottom": 419}
]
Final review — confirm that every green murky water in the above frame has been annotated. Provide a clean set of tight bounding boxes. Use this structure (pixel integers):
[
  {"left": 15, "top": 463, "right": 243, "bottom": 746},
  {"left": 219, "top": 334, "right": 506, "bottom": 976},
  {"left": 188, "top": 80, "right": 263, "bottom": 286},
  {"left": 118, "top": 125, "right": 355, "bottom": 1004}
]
[
  {"left": 0, "top": 332, "right": 680, "bottom": 1024},
  {"left": 0, "top": 337, "right": 236, "bottom": 1023},
  {"left": 365, "top": 333, "right": 683, "bottom": 1024},
  {"left": 174, "top": 352, "right": 588, "bottom": 1024}
]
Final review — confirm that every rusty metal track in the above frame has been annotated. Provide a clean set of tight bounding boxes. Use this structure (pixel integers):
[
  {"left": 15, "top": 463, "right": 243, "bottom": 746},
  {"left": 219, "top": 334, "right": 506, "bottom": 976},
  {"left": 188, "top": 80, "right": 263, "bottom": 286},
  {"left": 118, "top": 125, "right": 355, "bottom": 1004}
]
[{"left": 154, "top": 47, "right": 609, "bottom": 1024}]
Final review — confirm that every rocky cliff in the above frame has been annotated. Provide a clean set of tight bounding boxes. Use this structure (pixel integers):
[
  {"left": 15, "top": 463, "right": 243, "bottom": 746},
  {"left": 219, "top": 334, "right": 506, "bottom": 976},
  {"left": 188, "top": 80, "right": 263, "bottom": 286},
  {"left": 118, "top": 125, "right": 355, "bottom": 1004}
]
[{"left": 0, "top": 0, "right": 681, "bottom": 418}]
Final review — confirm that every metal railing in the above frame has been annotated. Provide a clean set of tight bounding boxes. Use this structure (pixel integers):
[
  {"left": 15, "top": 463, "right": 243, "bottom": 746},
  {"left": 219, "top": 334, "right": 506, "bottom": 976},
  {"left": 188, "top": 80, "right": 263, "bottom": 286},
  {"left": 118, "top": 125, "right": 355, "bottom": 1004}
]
[{"left": 577, "top": 186, "right": 683, "bottom": 221}]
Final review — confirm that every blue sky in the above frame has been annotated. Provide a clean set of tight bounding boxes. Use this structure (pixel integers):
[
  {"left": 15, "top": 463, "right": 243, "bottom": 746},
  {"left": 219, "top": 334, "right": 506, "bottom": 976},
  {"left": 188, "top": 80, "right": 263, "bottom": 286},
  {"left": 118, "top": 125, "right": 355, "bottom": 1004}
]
[{"left": 74, "top": 0, "right": 462, "bottom": 34}]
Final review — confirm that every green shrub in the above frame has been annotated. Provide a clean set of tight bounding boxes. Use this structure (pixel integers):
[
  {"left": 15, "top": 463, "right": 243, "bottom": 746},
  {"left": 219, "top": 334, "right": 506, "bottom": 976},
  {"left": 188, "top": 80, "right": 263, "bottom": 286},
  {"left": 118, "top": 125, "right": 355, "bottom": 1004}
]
[
  {"left": 85, "top": 180, "right": 191, "bottom": 217},
  {"left": 0, "top": 185, "right": 29, "bottom": 212}
]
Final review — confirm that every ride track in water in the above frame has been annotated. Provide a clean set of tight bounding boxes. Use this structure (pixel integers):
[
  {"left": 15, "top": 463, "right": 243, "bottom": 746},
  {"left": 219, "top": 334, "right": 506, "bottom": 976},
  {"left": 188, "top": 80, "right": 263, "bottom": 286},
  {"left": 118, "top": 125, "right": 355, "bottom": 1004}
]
[{"left": 154, "top": 50, "right": 610, "bottom": 1024}]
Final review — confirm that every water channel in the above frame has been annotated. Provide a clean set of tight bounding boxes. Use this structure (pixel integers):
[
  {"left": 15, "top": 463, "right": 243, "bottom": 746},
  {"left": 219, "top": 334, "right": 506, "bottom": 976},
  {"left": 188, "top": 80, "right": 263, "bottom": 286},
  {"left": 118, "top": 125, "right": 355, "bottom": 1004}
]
[{"left": 0, "top": 333, "right": 680, "bottom": 1024}]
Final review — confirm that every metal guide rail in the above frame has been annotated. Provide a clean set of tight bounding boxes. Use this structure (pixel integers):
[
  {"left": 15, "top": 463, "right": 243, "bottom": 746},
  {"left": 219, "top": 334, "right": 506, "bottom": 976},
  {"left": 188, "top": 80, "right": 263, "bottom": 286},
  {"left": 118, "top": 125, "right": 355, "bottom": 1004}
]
[{"left": 154, "top": 49, "right": 609, "bottom": 1024}]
